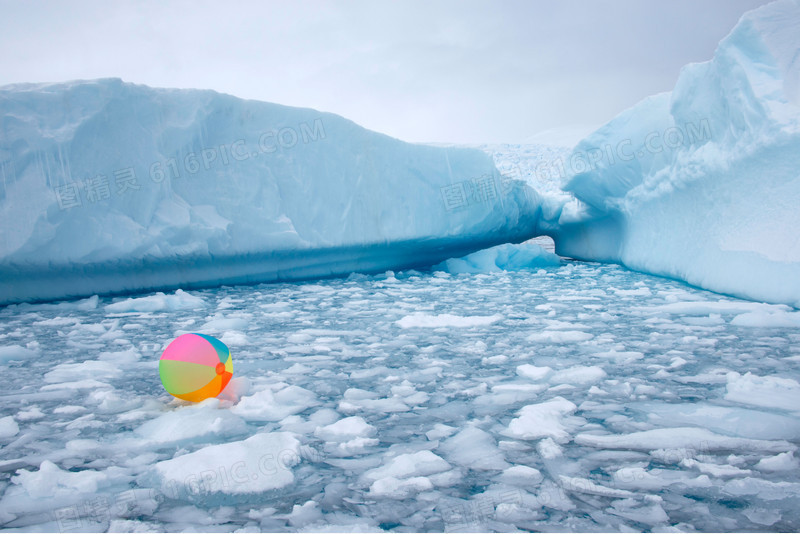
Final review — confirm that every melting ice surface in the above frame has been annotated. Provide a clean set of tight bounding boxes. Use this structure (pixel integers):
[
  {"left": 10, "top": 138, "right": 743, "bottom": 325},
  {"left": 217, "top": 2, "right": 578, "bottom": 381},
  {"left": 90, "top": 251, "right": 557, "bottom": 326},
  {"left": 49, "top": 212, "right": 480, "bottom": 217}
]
[{"left": 2, "top": 255, "right": 800, "bottom": 532}]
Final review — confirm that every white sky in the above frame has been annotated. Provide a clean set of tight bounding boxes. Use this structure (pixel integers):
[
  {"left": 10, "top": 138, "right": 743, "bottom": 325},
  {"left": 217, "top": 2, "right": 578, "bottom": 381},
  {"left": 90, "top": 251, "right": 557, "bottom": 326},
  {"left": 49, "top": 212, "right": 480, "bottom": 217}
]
[{"left": 0, "top": 0, "right": 773, "bottom": 143}]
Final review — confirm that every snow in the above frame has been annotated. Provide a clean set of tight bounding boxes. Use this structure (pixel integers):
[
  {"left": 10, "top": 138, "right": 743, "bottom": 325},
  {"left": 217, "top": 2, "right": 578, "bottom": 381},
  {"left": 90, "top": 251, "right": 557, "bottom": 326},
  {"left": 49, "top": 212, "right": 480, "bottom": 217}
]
[
  {"left": 0, "top": 416, "right": 19, "bottom": 438},
  {"left": 755, "top": 451, "right": 800, "bottom": 472},
  {"left": 363, "top": 450, "right": 451, "bottom": 481},
  {"left": 730, "top": 308, "right": 800, "bottom": 327},
  {"left": 230, "top": 385, "right": 319, "bottom": 422},
  {"left": 744, "top": 507, "right": 782, "bottom": 527},
  {"left": 497, "top": 465, "right": 544, "bottom": 486},
  {"left": 134, "top": 399, "right": 247, "bottom": 443},
  {"left": 0, "top": 78, "right": 542, "bottom": 305},
  {"left": 337, "top": 391, "right": 410, "bottom": 415},
  {"left": 16, "top": 406, "right": 44, "bottom": 421},
  {"left": 504, "top": 397, "right": 578, "bottom": 442},
  {"left": 12, "top": 460, "right": 112, "bottom": 498},
  {"left": 425, "top": 424, "right": 457, "bottom": 441},
  {"left": 574, "top": 427, "right": 794, "bottom": 454},
  {"left": 152, "top": 432, "right": 301, "bottom": 495},
  {"left": 368, "top": 476, "right": 434, "bottom": 499},
  {"left": 105, "top": 289, "right": 206, "bottom": 312},
  {"left": 548, "top": 365, "right": 607, "bottom": 385},
  {"left": 516, "top": 364, "right": 552, "bottom": 381},
  {"left": 437, "top": 426, "right": 509, "bottom": 471},
  {"left": 0, "top": 344, "right": 37, "bottom": 363},
  {"left": 725, "top": 371, "right": 800, "bottom": 411},
  {"left": 314, "top": 416, "right": 376, "bottom": 442},
  {"left": 44, "top": 359, "right": 122, "bottom": 383},
  {"left": 527, "top": 330, "right": 593, "bottom": 343},
  {"left": 544, "top": 0, "right": 800, "bottom": 308},
  {"left": 395, "top": 312, "right": 503, "bottom": 328},
  {"left": 637, "top": 402, "right": 800, "bottom": 440}
]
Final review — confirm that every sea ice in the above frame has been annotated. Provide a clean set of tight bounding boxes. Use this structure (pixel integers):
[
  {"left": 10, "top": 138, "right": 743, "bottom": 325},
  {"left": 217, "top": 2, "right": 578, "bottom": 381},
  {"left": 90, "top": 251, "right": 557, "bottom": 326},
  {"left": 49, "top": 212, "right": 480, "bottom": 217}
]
[{"left": 152, "top": 432, "right": 301, "bottom": 495}]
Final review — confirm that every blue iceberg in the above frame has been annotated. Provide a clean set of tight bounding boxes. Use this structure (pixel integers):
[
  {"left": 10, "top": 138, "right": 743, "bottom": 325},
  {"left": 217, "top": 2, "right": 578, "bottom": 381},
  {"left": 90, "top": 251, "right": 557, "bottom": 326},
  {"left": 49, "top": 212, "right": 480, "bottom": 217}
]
[
  {"left": 0, "top": 79, "right": 542, "bottom": 304},
  {"left": 546, "top": 0, "right": 800, "bottom": 307}
]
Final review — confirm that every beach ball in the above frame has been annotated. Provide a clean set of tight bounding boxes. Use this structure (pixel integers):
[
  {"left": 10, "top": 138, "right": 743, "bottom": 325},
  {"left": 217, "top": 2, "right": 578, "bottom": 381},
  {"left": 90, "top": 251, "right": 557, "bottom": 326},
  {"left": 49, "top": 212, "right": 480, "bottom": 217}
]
[{"left": 159, "top": 333, "right": 233, "bottom": 402}]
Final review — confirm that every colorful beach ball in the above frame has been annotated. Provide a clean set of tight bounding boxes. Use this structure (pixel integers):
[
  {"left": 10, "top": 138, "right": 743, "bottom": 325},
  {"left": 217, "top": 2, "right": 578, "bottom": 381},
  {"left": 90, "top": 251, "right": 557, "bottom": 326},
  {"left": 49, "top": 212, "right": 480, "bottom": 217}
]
[{"left": 159, "top": 333, "right": 233, "bottom": 402}]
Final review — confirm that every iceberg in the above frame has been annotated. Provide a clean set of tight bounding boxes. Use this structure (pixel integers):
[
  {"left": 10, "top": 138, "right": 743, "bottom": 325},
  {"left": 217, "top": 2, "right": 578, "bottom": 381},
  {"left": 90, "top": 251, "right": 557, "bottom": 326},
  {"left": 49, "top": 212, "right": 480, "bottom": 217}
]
[
  {"left": 545, "top": 0, "right": 800, "bottom": 307},
  {"left": 0, "top": 79, "right": 541, "bottom": 304},
  {"left": 432, "top": 242, "right": 561, "bottom": 274}
]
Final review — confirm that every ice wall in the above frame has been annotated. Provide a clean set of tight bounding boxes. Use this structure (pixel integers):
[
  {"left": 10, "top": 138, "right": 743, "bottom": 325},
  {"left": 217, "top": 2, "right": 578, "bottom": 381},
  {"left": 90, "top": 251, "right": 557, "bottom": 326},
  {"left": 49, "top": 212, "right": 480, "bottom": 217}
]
[
  {"left": 0, "top": 79, "right": 541, "bottom": 304},
  {"left": 546, "top": 0, "right": 800, "bottom": 307}
]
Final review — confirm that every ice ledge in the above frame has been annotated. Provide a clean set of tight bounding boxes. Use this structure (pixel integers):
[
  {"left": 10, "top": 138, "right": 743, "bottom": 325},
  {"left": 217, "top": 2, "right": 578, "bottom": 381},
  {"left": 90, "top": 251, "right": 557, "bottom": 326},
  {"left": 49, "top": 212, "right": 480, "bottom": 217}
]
[{"left": 0, "top": 232, "right": 537, "bottom": 305}]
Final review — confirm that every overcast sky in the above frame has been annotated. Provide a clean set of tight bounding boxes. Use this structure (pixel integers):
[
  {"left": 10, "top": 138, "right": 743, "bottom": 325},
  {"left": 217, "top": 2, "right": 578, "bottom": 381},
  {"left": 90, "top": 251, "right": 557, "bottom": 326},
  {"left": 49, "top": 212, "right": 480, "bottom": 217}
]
[{"left": 0, "top": 0, "right": 773, "bottom": 144}]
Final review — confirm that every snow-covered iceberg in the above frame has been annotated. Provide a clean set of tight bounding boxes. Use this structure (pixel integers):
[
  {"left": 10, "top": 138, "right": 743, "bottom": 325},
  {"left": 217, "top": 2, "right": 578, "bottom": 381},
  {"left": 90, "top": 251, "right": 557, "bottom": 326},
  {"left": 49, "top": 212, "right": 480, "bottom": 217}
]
[
  {"left": 546, "top": 0, "right": 800, "bottom": 307},
  {"left": 0, "top": 79, "right": 541, "bottom": 304}
]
